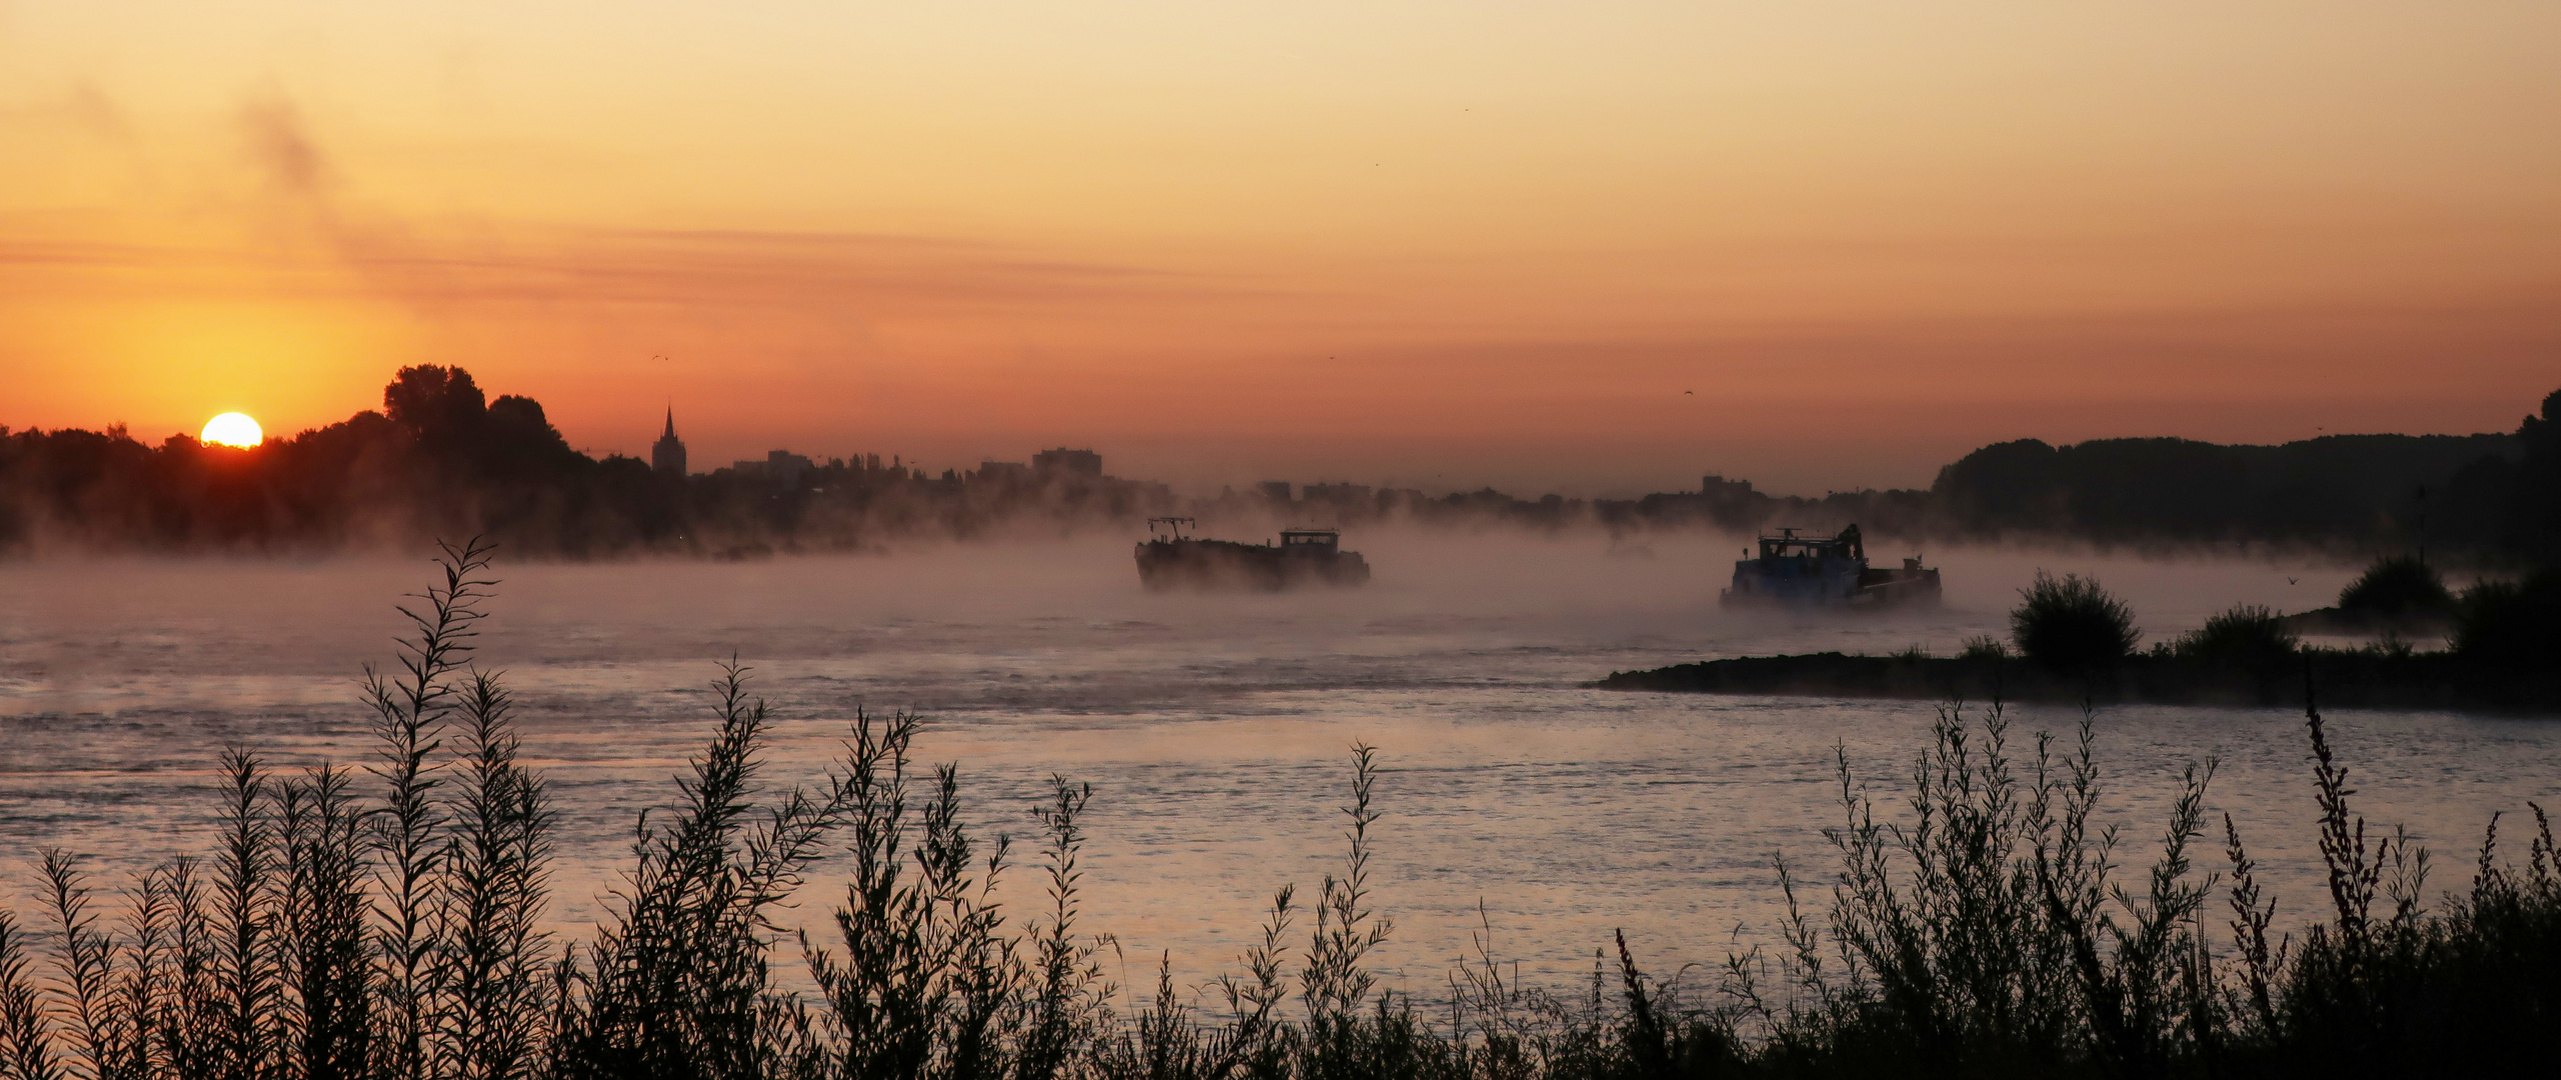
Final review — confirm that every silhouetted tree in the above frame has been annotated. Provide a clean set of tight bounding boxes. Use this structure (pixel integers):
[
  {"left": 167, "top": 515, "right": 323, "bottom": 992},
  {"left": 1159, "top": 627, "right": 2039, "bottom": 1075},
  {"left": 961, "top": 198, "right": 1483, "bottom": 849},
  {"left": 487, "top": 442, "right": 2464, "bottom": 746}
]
[{"left": 385, "top": 364, "right": 488, "bottom": 453}]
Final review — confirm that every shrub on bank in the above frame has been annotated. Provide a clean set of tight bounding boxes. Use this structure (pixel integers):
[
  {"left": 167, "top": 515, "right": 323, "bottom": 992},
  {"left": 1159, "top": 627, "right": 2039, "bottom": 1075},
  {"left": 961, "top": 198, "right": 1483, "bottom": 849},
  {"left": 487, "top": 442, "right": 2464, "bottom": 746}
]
[
  {"left": 2011, "top": 571, "right": 2140, "bottom": 670},
  {"left": 2337, "top": 554, "right": 2456, "bottom": 620},
  {"left": 2175, "top": 603, "right": 2299, "bottom": 665}
]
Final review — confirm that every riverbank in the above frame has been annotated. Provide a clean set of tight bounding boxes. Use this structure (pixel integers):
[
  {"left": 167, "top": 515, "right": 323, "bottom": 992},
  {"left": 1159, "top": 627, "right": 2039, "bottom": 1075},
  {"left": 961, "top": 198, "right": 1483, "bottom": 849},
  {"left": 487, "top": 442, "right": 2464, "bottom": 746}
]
[{"left": 1597, "top": 650, "right": 2561, "bottom": 712}]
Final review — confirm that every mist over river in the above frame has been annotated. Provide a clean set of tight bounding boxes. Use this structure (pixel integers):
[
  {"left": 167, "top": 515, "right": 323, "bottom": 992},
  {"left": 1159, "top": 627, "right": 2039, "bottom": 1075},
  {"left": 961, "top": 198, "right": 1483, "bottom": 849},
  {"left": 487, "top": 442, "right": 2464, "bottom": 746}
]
[{"left": 4, "top": 532, "right": 2556, "bottom": 1000}]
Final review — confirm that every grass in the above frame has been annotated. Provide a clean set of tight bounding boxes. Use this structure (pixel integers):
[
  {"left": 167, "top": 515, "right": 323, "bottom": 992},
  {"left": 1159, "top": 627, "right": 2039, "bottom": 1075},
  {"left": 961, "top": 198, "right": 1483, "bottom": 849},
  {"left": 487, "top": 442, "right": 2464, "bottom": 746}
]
[{"left": 1, "top": 545, "right": 2555, "bottom": 1079}]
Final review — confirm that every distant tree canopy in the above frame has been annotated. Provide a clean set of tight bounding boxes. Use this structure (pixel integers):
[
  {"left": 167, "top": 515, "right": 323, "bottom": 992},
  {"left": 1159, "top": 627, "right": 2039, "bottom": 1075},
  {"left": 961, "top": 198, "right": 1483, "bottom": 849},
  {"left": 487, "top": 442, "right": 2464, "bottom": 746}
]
[
  {"left": 1928, "top": 431, "right": 2520, "bottom": 545},
  {"left": 2437, "top": 387, "right": 2561, "bottom": 567},
  {"left": 384, "top": 364, "right": 486, "bottom": 440}
]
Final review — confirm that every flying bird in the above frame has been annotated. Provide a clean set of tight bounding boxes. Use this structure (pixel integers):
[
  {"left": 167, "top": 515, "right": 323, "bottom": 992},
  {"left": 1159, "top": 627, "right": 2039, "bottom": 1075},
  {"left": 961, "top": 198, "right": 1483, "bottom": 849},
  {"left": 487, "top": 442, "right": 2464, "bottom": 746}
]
[
  {"left": 2287, "top": 576, "right": 2300, "bottom": 585},
  {"left": 1684, "top": 390, "right": 1694, "bottom": 395}
]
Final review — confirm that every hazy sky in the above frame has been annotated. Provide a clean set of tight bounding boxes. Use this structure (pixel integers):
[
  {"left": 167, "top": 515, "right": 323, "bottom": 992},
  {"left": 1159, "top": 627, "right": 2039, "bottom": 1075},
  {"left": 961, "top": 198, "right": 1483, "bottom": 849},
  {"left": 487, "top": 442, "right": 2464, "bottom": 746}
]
[{"left": 4, "top": 1, "right": 2556, "bottom": 494}]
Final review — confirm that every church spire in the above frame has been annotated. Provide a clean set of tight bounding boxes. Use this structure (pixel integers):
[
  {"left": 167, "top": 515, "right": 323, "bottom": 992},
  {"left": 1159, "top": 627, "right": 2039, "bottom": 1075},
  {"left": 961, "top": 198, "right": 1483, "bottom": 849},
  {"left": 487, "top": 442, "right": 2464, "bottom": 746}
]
[{"left": 652, "top": 404, "right": 688, "bottom": 476}]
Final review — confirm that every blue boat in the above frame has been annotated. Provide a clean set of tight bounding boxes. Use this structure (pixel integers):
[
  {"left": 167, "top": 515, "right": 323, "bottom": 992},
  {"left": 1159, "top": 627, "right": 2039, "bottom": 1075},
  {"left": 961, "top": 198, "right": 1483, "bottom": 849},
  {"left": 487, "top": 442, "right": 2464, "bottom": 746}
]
[{"left": 1720, "top": 524, "right": 1940, "bottom": 608}]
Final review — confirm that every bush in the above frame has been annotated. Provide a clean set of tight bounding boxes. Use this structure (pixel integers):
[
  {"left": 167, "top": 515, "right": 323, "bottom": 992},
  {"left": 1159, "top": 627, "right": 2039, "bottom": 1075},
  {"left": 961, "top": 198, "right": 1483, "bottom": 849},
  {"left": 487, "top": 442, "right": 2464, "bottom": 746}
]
[
  {"left": 2010, "top": 571, "right": 2139, "bottom": 670},
  {"left": 2337, "top": 555, "right": 2455, "bottom": 620},
  {"left": 1958, "top": 633, "right": 2009, "bottom": 661},
  {"left": 2175, "top": 604, "right": 2299, "bottom": 665},
  {"left": 2453, "top": 571, "right": 2561, "bottom": 672}
]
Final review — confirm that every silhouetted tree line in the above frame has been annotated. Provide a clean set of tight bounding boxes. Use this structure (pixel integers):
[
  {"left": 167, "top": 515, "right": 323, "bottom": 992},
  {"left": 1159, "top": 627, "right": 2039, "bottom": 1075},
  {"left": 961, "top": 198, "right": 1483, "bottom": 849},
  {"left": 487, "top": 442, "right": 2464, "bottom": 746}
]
[
  {"left": 4, "top": 368, "right": 2556, "bottom": 562},
  {"left": 0, "top": 366, "right": 1191, "bottom": 557},
  {"left": 0, "top": 367, "right": 682, "bottom": 555},
  {"left": 1604, "top": 385, "right": 2560, "bottom": 566},
  {"left": 1930, "top": 428, "right": 2521, "bottom": 551}
]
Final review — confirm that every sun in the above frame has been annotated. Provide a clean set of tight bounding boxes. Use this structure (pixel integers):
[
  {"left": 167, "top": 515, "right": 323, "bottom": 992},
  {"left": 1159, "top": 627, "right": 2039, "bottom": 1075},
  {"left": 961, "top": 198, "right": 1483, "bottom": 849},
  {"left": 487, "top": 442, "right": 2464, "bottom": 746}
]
[{"left": 201, "top": 412, "right": 264, "bottom": 448}]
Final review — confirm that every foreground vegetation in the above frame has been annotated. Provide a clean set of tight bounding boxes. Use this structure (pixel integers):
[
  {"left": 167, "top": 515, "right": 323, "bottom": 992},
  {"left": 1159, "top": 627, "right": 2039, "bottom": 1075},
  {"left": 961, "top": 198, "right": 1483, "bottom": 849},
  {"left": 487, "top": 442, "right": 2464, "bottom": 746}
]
[{"left": 2, "top": 544, "right": 2555, "bottom": 1079}]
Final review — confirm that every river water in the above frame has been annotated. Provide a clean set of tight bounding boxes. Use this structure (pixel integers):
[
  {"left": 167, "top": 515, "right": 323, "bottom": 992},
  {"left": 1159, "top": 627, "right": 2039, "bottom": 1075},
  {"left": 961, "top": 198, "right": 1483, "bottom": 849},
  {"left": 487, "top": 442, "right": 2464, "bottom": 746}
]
[{"left": 3, "top": 533, "right": 2555, "bottom": 1001}]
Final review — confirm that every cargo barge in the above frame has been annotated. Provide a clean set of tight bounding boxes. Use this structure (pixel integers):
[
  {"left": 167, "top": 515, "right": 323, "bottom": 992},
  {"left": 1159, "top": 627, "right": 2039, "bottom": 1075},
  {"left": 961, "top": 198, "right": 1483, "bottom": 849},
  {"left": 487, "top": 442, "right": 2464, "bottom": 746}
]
[
  {"left": 1134, "top": 517, "right": 1371, "bottom": 592},
  {"left": 1719, "top": 524, "right": 1939, "bottom": 608}
]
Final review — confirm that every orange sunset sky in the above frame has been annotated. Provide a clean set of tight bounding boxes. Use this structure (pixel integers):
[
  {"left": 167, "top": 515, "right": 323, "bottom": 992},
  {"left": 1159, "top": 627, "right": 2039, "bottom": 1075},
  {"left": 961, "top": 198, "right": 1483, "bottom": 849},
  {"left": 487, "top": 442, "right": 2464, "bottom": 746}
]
[{"left": 4, "top": 1, "right": 2557, "bottom": 494}]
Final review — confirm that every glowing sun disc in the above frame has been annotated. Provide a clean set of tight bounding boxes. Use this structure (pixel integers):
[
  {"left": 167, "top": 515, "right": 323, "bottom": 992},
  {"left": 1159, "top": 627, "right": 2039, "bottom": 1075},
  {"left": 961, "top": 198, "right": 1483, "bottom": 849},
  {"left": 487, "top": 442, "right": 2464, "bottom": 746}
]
[{"left": 201, "top": 412, "right": 263, "bottom": 448}]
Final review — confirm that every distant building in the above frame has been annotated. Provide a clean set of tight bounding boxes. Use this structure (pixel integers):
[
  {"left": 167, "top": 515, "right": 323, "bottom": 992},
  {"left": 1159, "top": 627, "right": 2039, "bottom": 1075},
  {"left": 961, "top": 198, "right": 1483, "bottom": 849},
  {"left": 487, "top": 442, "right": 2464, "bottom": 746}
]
[
  {"left": 976, "top": 460, "right": 1033, "bottom": 484},
  {"left": 1033, "top": 447, "right": 1103, "bottom": 477},
  {"left": 729, "top": 450, "right": 814, "bottom": 489},
  {"left": 768, "top": 450, "right": 813, "bottom": 490},
  {"left": 1258, "top": 481, "right": 1293, "bottom": 503},
  {"left": 1703, "top": 474, "right": 1757, "bottom": 512},
  {"left": 1303, "top": 482, "right": 1371, "bottom": 504},
  {"left": 1704, "top": 474, "right": 1755, "bottom": 498},
  {"left": 652, "top": 410, "right": 688, "bottom": 476}
]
